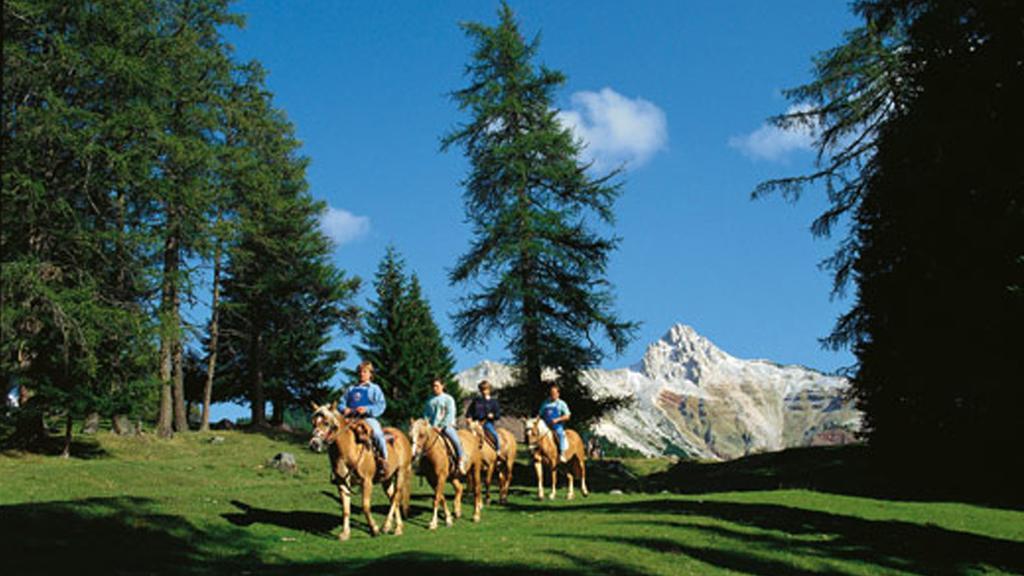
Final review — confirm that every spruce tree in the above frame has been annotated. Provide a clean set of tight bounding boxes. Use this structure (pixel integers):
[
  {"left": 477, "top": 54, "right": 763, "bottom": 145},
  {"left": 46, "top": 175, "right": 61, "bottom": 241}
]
[
  {"left": 350, "top": 249, "right": 460, "bottom": 424},
  {"left": 443, "top": 3, "right": 636, "bottom": 425},
  {"left": 214, "top": 71, "right": 361, "bottom": 427}
]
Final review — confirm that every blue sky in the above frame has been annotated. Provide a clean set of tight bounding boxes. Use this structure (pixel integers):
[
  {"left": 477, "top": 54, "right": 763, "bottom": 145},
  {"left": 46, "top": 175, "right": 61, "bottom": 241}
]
[{"left": 210, "top": 1, "right": 861, "bottom": 419}]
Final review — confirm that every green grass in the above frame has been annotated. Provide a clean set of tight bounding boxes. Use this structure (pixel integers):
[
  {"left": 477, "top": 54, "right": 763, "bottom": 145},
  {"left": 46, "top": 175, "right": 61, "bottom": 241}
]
[{"left": 2, "top": 430, "right": 1022, "bottom": 575}]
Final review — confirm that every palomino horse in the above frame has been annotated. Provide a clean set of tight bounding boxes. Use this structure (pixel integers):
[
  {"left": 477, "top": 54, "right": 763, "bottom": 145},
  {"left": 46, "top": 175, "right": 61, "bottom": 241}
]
[
  {"left": 466, "top": 419, "right": 517, "bottom": 505},
  {"left": 408, "top": 418, "right": 483, "bottom": 529},
  {"left": 309, "top": 402, "right": 412, "bottom": 541},
  {"left": 524, "top": 417, "right": 588, "bottom": 500}
]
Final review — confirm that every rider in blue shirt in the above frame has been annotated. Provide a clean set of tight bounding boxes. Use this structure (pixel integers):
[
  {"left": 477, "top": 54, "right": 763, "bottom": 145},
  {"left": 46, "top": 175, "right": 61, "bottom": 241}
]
[
  {"left": 338, "top": 361, "right": 388, "bottom": 474},
  {"left": 423, "top": 378, "right": 468, "bottom": 475},
  {"left": 538, "top": 384, "right": 571, "bottom": 463},
  {"left": 466, "top": 380, "right": 501, "bottom": 453}
]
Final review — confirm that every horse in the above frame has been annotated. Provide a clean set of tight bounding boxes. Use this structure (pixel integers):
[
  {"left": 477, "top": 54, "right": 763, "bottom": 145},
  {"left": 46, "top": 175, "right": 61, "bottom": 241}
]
[
  {"left": 408, "top": 418, "right": 483, "bottom": 529},
  {"left": 308, "top": 402, "right": 412, "bottom": 541},
  {"left": 466, "top": 419, "right": 517, "bottom": 505},
  {"left": 524, "top": 417, "right": 588, "bottom": 500}
]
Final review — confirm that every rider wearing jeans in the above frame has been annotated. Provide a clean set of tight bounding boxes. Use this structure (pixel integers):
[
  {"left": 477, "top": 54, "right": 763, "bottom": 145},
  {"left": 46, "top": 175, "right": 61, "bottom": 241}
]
[
  {"left": 424, "top": 378, "right": 468, "bottom": 475},
  {"left": 539, "top": 384, "right": 571, "bottom": 463},
  {"left": 339, "top": 361, "right": 388, "bottom": 474},
  {"left": 466, "top": 380, "right": 501, "bottom": 453}
]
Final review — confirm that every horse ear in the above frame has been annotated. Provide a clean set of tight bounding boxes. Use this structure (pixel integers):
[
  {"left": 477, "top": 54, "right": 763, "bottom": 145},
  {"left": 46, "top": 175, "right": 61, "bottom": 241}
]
[
  {"left": 311, "top": 401, "right": 320, "bottom": 411},
  {"left": 330, "top": 400, "right": 338, "bottom": 412}
]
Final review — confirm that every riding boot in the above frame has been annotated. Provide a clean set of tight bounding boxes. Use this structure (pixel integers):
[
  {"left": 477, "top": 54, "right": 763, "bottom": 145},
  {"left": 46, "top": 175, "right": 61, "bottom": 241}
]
[{"left": 374, "top": 455, "right": 388, "bottom": 482}]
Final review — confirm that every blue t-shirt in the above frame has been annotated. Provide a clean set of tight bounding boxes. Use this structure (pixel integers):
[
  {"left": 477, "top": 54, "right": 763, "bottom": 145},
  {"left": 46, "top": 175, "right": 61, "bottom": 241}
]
[
  {"left": 539, "top": 398, "right": 570, "bottom": 428},
  {"left": 339, "top": 382, "right": 386, "bottom": 418},
  {"left": 423, "top": 393, "right": 457, "bottom": 428}
]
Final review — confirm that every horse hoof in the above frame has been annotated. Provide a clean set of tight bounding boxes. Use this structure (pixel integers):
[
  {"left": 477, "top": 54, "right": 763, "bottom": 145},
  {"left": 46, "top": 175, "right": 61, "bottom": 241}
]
[
  {"left": 446, "top": 517, "right": 453, "bottom": 527},
  {"left": 339, "top": 530, "right": 351, "bottom": 542},
  {"left": 472, "top": 515, "right": 480, "bottom": 523},
  {"left": 429, "top": 522, "right": 438, "bottom": 531},
  {"left": 549, "top": 493, "right": 557, "bottom": 500},
  {"left": 567, "top": 493, "right": 575, "bottom": 500}
]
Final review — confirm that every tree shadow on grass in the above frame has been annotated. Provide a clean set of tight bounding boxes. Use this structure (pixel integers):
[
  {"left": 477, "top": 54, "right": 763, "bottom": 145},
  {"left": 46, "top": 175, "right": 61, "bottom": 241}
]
[
  {"left": 514, "top": 497, "right": 1024, "bottom": 575},
  {"left": 646, "top": 445, "right": 1022, "bottom": 511},
  {"left": 0, "top": 496, "right": 658, "bottom": 576}
]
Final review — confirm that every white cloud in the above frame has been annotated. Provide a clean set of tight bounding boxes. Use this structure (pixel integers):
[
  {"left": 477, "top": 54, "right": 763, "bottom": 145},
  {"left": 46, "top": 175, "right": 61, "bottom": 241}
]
[
  {"left": 729, "top": 103, "right": 816, "bottom": 162},
  {"left": 556, "top": 88, "right": 668, "bottom": 171},
  {"left": 319, "top": 205, "right": 370, "bottom": 247}
]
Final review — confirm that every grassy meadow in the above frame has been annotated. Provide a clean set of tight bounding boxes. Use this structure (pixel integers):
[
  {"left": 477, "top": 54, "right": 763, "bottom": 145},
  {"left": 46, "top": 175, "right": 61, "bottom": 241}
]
[{"left": 1, "top": 427, "right": 1022, "bottom": 575}]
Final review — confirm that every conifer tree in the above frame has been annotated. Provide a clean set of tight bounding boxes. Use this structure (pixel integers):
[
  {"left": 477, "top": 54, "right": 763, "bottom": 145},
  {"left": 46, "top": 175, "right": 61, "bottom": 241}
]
[
  {"left": 214, "top": 72, "right": 360, "bottom": 427},
  {"left": 2, "top": 0, "right": 163, "bottom": 452},
  {"left": 350, "top": 249, "right": 460, "bottom": 424},
  {"left": 443, "top": 3, "right": 636, "bottom": 425},
  {"left": 756, "top": 0, "right": 1024, "bottom": 488}
]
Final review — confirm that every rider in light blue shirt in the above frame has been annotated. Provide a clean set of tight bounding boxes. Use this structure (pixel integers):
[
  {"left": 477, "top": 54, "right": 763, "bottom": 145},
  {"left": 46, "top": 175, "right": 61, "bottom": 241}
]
[
  {"left": 339, "top": 361, "right": 388, "bottom": 473},
  {"left": 423, "top": 377, "right": 468, "bottom": 474},
  {"left": 538, "top": 384, "right": 571, "bottom": 463}
]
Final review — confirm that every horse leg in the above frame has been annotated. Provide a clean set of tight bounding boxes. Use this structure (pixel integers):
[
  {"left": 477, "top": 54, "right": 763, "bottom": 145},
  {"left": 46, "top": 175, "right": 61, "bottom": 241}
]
[
  {"left": 567, "top": 468, "right": 575, "bottom": 500},
  {"left": 361, "top": 477, "right": 380, "bottom": 537},
  {"left": 430, "top": 477, "right": 443, "bottom": 530},
  {"left": 442, "top": 475, "right": 454, "bottom": 527},
  {"left": 577, "top": 457, "right": 589, "bottom": 497},
  {"left": 534, "top": 459, "right": 545, "bottom": 500},
  {"left": 392, "top": 468, "right": 405, "bottom": 536},
  {"left": 472, "top": 464, "right": 482, "bottom": 522},
  {"left": 549, "top": 463, "right": 558, "bottom": 500},
  {"left": 452, "top": 477, "right": 464, "bottom": 520},
  {"left": 484, "top": 461, "right": 496, "bottom": 505},
  {"left": 338, "top": 483, "right": 352, "bottom": 542},
  {"left": 382, "top": 477, "right": 397, "bottom": 534}
]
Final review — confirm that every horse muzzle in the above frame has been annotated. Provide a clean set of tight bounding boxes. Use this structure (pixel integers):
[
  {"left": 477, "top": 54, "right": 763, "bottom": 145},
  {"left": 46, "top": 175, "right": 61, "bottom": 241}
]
[{"left": 309, "top": 435, "right": 327, "bottom": 453}]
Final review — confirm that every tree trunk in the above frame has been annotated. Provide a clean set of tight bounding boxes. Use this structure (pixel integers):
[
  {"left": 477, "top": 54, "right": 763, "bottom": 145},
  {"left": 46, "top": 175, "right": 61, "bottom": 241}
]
[
  {"left": 250, "top": 333, "right": 267, "bottom": 427},
  {"left": 172, "top": 337, "right": 188, "bottom": 432},
  {"left": 271, "top": 398, "right": 284, "bottom": 426},
  {"left": 61, "top": 412, "right": 73, "bottom": 458},
  {"left": 156, "top": 220, "right": 179, "bottom": 439},
  {"left": 200, "top": 236, "right": 222, "bottom": 432}
]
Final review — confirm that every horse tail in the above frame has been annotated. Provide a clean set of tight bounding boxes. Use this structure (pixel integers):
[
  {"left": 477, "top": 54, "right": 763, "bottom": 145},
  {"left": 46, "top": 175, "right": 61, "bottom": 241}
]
[{"left": 401, "top": 462, "right": 412, "bottom": 516}]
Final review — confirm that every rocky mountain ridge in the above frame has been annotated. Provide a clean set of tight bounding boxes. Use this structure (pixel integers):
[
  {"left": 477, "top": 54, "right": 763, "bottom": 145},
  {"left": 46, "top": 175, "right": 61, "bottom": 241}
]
[{"left": 455, "top": 323, "right": 861, "bottom": 460}]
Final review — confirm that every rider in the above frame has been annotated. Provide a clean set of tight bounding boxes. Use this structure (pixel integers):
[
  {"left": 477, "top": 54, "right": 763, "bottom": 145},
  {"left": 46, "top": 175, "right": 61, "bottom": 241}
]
[
  {"left": 423, "top": 377, "right": 468, "bottom": 475},
  {"left": 466, "top": 379, "right": 501, "bottom": 455},
  {"left": 539, "top": 383, "right": 571, "bottom": 463},
  {"left": 338, "top": 360, "right": 389, "bottom": 478}
]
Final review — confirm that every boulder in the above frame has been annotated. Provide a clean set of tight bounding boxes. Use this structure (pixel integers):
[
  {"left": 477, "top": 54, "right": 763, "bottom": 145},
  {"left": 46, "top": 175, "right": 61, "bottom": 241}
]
[{"left": 267, "top": 452, "right": 297, "bottom": 473}]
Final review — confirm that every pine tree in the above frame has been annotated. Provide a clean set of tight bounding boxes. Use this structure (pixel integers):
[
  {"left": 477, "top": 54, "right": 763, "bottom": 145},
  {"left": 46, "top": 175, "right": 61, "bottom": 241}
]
[{"left": 443, "top": 3, "right": 637, "bottom": 426}]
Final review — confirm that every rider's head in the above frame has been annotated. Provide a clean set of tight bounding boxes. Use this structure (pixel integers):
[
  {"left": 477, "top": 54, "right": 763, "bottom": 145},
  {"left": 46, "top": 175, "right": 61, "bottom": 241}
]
[
  {"left": 549, "top": 383, "right": 560, "bottom": 401},
  {"left": 358, "top": 360, "right": 374, "bottom": 383},
  {"left": 431, "top": 378, "right": 444, "bottom": 396},
  {"left": 478, "top": 380, "right": 491, "bottom": 396}
]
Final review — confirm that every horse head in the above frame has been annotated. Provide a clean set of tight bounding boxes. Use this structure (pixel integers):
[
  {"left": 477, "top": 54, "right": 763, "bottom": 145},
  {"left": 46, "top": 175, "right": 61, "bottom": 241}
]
[
  {"left": 409, "top": 418, "right": 431, "bottom": 462},
  {"left": 309, "top": 401, "right": 343, "bottom": 453},
  {"left": 524, "top": 417, "right": 549, "bottom": 451}
]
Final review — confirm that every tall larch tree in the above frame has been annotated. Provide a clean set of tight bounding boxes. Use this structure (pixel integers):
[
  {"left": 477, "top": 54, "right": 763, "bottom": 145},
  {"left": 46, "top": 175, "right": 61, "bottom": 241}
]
[
  {"left": 756, "top": 0, "right": 1023, "bottom": 491},
  {"left": 443, "top": 3, "right": 637, "bottom": 425},
  {"left": 2, "top": 0, "right": 163, "bottom": 453}
]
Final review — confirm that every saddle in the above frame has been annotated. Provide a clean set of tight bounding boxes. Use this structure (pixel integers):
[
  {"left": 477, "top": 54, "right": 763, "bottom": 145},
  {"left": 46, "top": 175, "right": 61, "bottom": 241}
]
[
  {"left": 438, "top": 430, "right": 462, "bottom": 475},
  {"left": 350, "top": 420, "right": 396, "bottom": 480}
]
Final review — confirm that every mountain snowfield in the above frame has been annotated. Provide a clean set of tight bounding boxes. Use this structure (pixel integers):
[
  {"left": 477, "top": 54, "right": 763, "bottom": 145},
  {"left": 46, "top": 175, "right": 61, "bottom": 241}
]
[{"left": 455, "top": 324, "right": 862, "bottom": 460}]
